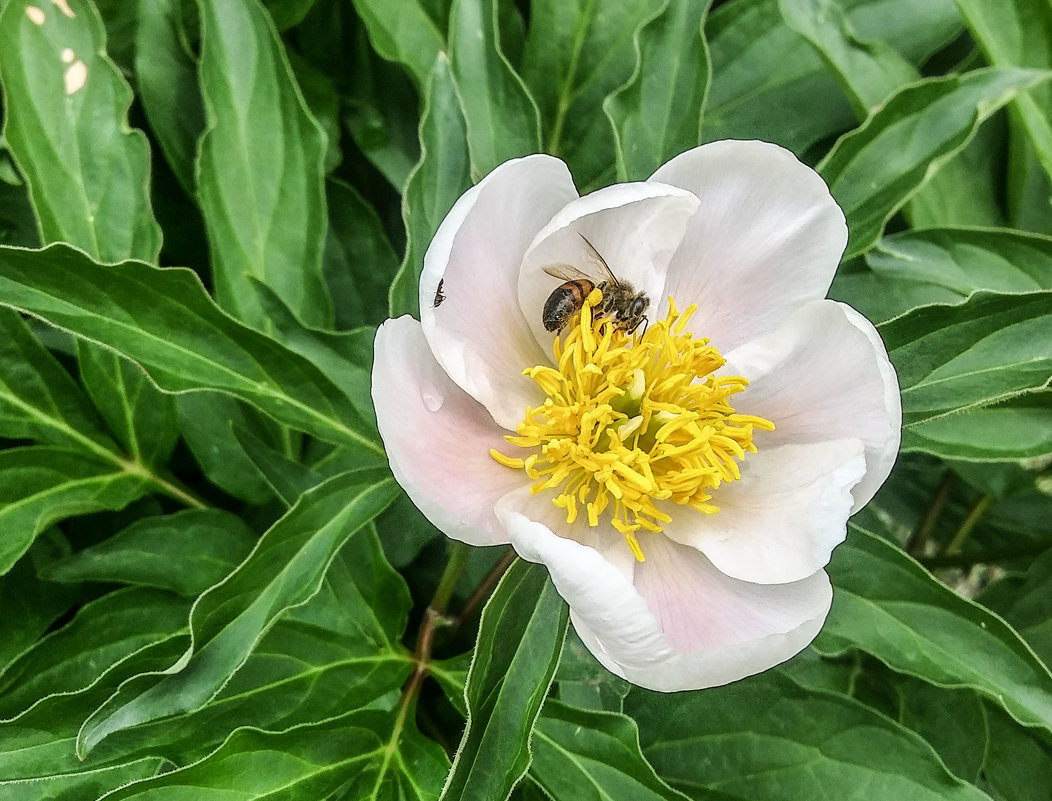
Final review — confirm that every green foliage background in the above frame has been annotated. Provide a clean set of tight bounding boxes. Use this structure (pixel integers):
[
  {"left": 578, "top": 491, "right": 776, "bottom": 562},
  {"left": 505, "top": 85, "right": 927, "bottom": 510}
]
[{"left": 0, "top": 0, "right": 1049, "bottom": 798}]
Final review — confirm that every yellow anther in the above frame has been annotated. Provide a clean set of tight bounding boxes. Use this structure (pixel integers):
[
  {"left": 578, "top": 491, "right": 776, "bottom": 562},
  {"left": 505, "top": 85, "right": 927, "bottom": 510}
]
[{"left": 492, "top": 291, "right": 773, "bottom": 559}]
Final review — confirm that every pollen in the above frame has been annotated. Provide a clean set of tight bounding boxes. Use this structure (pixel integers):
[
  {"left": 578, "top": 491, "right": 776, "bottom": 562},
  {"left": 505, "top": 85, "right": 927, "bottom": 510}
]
[{"left": 491, "top": 289, "right": 774, "bottom": 561}]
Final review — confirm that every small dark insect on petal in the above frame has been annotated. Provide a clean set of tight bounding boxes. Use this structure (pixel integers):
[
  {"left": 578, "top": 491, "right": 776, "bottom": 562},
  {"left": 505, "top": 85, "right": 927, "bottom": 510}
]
[{"left": 434, "top": 279, "right": 446, "bottom": 307}]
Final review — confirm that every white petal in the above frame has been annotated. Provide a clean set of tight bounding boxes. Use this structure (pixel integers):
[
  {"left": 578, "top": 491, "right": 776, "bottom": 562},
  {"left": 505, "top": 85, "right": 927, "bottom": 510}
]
[
  {"left": 663, "top": 439, "right": 867, "bottom": 584},
  {"left": 372, "top": 317, "right": 522, "bottom": 546},
  {"left": 724, "top": 299, "right": 901, "bottom": 512},
  {"left": 500, "top": 508, "right": 831, "bottom": 692},
  {"left": 650, "top": 140, "right": 847, "bottom": 351},
  {"left": 518, "top": 182, "right": 700, "bottom": 349},
  {"left": 420, "top": 155, "right": 580, "bottom": 429}
]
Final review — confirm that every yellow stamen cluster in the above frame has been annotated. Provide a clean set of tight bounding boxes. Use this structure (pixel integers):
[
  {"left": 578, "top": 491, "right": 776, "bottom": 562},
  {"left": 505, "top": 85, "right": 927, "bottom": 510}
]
[{"left": 491, "top": 289, "right": 774, "bottom": 561}]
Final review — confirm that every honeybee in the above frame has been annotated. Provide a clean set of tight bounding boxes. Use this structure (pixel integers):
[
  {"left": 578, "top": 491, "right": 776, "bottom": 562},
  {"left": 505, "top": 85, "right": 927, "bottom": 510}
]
[{"left": 541, "top": 235, "right": 649, "bottom": 334}]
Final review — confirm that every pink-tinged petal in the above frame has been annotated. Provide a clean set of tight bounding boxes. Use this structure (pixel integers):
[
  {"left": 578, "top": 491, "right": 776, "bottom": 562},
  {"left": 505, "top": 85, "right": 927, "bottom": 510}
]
[
  {"left": 497, "top": 506, "right": 676, "bottom": 675},
  {"left": 650, "top": 140, "right": 847, "bottom": 351},
  {"left": 500, "top": 507, "right": 831, "bottom": 692},
  {"left": 629, "top": 535, "right": 831, "bottom": 690},
  {"left": 663, "top": 439, "right": 866, "bottom": 585},
  {"left": 420, "top": 155, "right": 579, "bottom": 429},
  {"left": 496, "top": 486, "right": 640, "bottom": 577},
  {"left": 372, "top": 316, "right": 522, "bottom": 546},
  {"left": 518, "top": 182, "right": 700, "bottom": 349},
  {"left": 724, "top": 299, "right": 901, "bottom": 512}
]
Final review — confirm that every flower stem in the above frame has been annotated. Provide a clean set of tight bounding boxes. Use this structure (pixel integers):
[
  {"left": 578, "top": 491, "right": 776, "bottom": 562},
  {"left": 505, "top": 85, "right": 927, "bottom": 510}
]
[
  {"left": 431, "top": 540, "right": 471, "bottom": 614},
  {"left": 394, "top": 540, "right": 472, "bottom": 727},
  {"left": 907, "top": 471, "right": 955, "bottom": 556},
  {"left": 943, "top": 494, "right": 994, "bottom": 556},
  {"left": 453, "top": 547, "right": 517, "bottom": 626}
]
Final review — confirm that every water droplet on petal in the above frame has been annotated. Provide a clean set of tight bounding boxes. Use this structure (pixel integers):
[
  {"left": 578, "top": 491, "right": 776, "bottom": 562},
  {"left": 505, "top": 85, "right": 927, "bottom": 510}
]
[{"left": 421, "top": 383, "right": 444, "bottom": 412}]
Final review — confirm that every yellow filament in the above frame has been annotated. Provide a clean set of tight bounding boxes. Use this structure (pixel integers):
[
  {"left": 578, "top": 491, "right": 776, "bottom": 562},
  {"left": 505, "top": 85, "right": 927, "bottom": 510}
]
[{"left": 492, "top": 289, "right": 773, "bottom": 561}]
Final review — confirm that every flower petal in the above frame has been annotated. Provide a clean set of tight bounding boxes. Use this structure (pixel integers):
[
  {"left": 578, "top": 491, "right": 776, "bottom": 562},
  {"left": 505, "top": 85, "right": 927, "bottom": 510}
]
[
  {"left": 651, "top": 140, "right": 847, "bottom": 351},
  {"left": 723, "top": 299, "right": 901, "bottom": 512},
  {"left": 662, "top": 439, "right": 866, "bottom": 585},
  {"left": 372, "top": 316, "right": 521, "bottom": 546},
  {"left": 420, "top": 155, "right": 580, "bottom": 428},
  {"left": 500, "top": 507, "right": 831, "bottom": 692},
  {"left": 517, "top": 182, "right": 700, "bottom": 349}
]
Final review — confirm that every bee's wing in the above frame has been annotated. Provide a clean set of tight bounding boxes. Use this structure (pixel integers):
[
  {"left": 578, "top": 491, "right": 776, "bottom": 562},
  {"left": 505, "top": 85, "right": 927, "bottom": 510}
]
[
  {"left": 542, "top": 262, "right": 594, "bottom": 282},
  {"left": 578, "top": 234, "right": 620, "bottom": 286}
]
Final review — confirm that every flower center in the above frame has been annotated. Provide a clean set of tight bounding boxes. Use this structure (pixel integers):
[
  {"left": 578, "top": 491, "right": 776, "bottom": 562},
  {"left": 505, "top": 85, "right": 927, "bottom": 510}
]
[{"left": 491, "top": 289, "right": 774, "bottom": 561}]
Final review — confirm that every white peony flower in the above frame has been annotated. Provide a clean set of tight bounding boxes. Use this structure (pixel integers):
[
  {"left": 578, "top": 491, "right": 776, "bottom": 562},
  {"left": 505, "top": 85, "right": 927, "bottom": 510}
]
[{"left": 372, "top": 140, "right": 901, "bottom": 692}]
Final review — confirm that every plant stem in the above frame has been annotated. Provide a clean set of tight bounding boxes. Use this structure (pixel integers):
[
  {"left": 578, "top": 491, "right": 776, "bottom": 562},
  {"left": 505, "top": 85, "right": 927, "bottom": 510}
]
[
  {"left": 453, "top": 547, "right": 517, "bottom": 626},
  {"left": 943, "top": 494, "right": 994, "bottom": 556},
  {"left": 394, "top": 540, "right": 472, "bottom": 723},
  {"left": 907, "top": 471, "right": 955, "bottom": 556}
]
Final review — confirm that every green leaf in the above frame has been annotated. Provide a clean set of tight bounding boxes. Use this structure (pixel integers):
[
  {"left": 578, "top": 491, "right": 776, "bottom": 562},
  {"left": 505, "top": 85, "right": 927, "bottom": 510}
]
[
  {"left": 98, "top": 710, "right": 448, "bottom": 800},
  {"left": 0, "top": 174, "right": 39, "bottom": 248},
  {"left": 0, "top": 758, "right": 167, "bottom": 801},
  {"left": 702, "top": 0, "right": 854, "bottom": 153},
  {"left": 40, "top": 509, "right": 256, "bottom": 596},
  {"left": 249, "top": 281, "right": 376, "bottom": 425},
  {"left": 342, "top": 31, "right": 422, "bottom": 189},
  {"left": 521, "top": 0, "right": 664, "bottom": 190},
  {"left": 176, "top": 393, "right": 283, "bottom": 504},
  {"left": 879, "top": 290, "right": 1052, "bottom": 427},
  {"left": 324, "top": 178, "right": 400, "bottom": 330},
  {"left": 233, "top": 422, "right": 324, "bottom": 506},
  {"left": 840, "top": 0, "right": 965, "bottom": 66},
  {"left": 0, "top": 307, "right": 116, "bottom": 454},
  {"left": 390, "top": 53, "right": 471, "bottom": 318},
  {"left": 0, "top": 586, "right": 191, "bottom": 720},
  {"left": 448, "top": 0, "right": 542, "bottom": 176},
  {"left": 818, "top": 525, "right": 1052, "bottom": 735},
  {"left": 954, "top": 0, "right": 1052, "bottom": 188},
  {"left": 905, "top": 122, "right": 1008, "bottom": 230},
  {"left": 101, "top": 718, "right": 386, "bottom": 799},
  {"left": 78, "top": 345, "right": 181, "bottom": 467},
  {"left": 441, "top": 559, "right": 569, "bottom": 801},
  {"left": 97, "top": 527, "right": 414, "bottom": 766},
  {"left": 779, "top": 0, "right": 918, "bottom": 117},
  {"left": 196, "top": 0, "right": 332, "bottom": 328},
  {"left": 900, "top": 392, "right": 1052, "bottom": 462},
  {"left": 894, "top": 678, "right": 989, "bottom": 783},
  {"left": 531, "top": 699, "right": 689, "bottom": 801},
  {"left": 135, "top": 0, "right": 207, "bottom": 195},
  {"left": 630, "top": 672, "right": 993, "bottom": 801},
  {"left": 981, "top": 706, "right": 1052, "bottom": 801},
  {"left": 77, "top": 470, "right": 398, "bottom": 755},
  {"left": 555, "top": 628, "right": 631, "bottom": 713},
  {"left": 605, "top": 0, "right": 712, "bottom": 181},
  {"left": 0, "top": 446, "right": 148, "bottom": 574},
  {"left": 980, "top": 545, "right": 1052, "bottom": 668},
  {"left": 0, "top": 244, "right": 385, "bottom": 457},
  {"left": 350, "top": 0, "right": 446, "bottom": 87},
  {"left": 263, "top": 0, "right": 316, "bottom": 31},
  {"left": 0, "top": 0, "right": 179, "bottom": 471},
  {"left": 0, "top": 536, "right": 78, "bottom": 671},
  {"left": 819, "top": 68, "right": 1052, "bottom": 258},
  {"left": 0, "top": 0, "right": 163, "bottom": 262},
  {"left": 832, "top": 227, "right": 1052, "bottom": 325}
]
